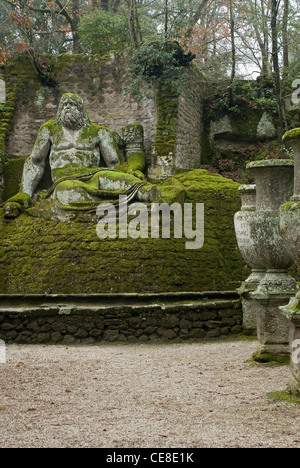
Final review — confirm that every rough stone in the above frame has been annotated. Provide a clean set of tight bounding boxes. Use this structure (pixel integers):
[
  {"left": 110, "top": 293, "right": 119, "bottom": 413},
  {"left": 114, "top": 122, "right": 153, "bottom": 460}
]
[{"left": 256, "top": 112, "right": 277, "bottom": 140}]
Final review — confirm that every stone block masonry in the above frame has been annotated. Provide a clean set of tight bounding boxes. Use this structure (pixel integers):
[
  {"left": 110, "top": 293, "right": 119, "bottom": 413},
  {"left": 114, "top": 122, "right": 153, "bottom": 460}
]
[
  {"left": 2, "top": 55, "right": 157, "bottom": 162},
  {"left": 175, "top": 68, "right": 202, "bottom": 169},
  {"left": 0, "top": 295, "right": 242, "bottom": 344}
]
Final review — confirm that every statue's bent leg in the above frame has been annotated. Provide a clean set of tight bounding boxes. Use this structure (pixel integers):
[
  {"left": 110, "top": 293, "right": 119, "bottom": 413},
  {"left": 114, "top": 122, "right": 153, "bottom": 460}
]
[
  {"left": 54, "top": 179, "right": 96, "bottom": 207},
  {"left": 93, "top": 171, "right": 161, "bottom": 203}
]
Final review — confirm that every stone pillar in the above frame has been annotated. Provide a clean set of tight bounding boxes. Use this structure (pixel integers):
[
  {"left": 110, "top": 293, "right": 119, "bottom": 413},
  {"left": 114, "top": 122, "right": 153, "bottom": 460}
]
[
  {"left": 247, "top": 160, "right": 297, "bottom": 362},
  {"left": 147, "top": 143, "right": 176, "bottom": 181},
  {"left": 0, "top": 75, "right": 5, "bottom": 203},
  {"left": 279, "top": 129, "right": 300, "bottom": 395},
  {"left": 0, "top": 78, "right": 5, "bottom": 104},
  {"left": 122, "top": 124, "right": 145, "bottom": 158},
  {"left": 121, "top": 124, "right": 147, "bottom": 178},
  {"left": 281, "top": 305, "right": 300, "bottom": 396},
  {"left": 234, "top": 185, "right": 265, "bottom": 335}
]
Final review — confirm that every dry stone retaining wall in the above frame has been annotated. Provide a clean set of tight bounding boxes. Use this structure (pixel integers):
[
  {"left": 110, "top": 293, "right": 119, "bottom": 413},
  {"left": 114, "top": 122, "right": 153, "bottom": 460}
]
[{"left": 0, "top": 298, "right": 242, "bottom": 344}]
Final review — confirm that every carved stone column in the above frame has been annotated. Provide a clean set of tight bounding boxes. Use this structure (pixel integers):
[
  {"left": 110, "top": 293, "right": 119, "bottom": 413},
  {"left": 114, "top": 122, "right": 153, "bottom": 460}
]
[
  {"left": 234, "top": 185, "right": 265, "bottom": 335},
  {"left": 122, "top": 124, "right": 145, "bottom": 158},
  {"left": 247, "top": 160, "right": 296, "bottom": 362}
]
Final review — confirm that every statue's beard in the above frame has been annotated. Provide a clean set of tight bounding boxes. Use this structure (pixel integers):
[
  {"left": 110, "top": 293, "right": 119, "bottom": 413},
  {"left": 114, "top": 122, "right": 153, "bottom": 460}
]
[{"left": 60, "top": 110, "right": 85, "bottom": 130}]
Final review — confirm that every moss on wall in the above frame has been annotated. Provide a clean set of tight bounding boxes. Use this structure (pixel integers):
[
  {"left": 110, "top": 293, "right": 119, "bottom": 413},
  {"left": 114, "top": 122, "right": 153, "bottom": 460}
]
[
  {"left": 0, "top": 169, "right": 248, "bottom": 294},
  {"left": 0, "top": 82, "right": 21, "bottom": 161},
  {"left": 2, "top": 158, "right": 26, "bottom": 201},
  {"left": 153, "top": 89, "right": 178, "bottom": 152},
  {"left": 52, "top": 53, "right": 110, "bottom": 74},
  {"left": 0, "top": 56, "right": 42, "bottom": 167}
]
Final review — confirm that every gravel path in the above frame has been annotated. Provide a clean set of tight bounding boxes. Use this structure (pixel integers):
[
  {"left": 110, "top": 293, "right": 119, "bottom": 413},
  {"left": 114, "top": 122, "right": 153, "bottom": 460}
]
[{"left": 0, "top": 339, "right": 299, "bottom": 448}]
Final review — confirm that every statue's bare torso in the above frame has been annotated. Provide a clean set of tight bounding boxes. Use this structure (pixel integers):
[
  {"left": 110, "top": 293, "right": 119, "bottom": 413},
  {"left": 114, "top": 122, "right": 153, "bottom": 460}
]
[
  {"left": 21, "top": 119, "right": 121, "bottom": 197},
  {"left": 50, "top": 128, "right": 101, "bottom": 171}
]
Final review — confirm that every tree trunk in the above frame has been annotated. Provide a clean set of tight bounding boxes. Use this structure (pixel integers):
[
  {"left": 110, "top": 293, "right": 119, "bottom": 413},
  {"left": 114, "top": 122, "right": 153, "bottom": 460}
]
[
  {"left": 229, "top": 0, "right": 236, "bottom": 105},
  {"left": 71, "top": 0, "right": 82, "bottom": 53},
  {"left": 127, "top": 0, "right": 142, "bottom": 48},
  {"left": 184, "top": 0, "right": 209, "bottom": 39},
  {"left": 164, "top": 0, "right": 168, "bottom": 40},
  {"left": 271, "top": 0, "right": 288, "bottom": 136},
  {"left": 282, "top": 0, "right": 289, "bottom": 69},
  {"left": 101, "top": 0, "right": 110, "bottom": 11},
  {"left": 128, "top": 0, "right": 139, "bottom": 48},
  {"left": 134, "top": 0, "right": 143, "bottom": 45}
]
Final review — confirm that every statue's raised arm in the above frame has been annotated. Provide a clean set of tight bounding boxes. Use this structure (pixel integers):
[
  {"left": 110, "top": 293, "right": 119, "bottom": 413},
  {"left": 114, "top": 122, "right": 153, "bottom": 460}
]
[
  {"left": 2, "top": 123, "right": 51, "bottom": 219},
  {"left": 98, "top": 127, "right": 121, "bottom": 169},
  {"left": 22, "top": 125, "right": 51, "bottom": 197}
]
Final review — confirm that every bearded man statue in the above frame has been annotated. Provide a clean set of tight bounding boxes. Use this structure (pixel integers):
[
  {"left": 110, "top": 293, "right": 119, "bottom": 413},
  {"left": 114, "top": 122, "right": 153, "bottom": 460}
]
[{"left": 3, "top": 93, "right": 160, "bottom": 221}]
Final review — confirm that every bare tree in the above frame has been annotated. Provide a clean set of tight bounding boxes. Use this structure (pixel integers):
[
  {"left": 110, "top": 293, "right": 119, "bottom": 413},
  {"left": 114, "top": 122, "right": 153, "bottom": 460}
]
[
  {"left": 3, "top": 0, "right": 83, "bottom": 53},
  {"left": 229, "top": 0, "right": 236, "bottom": 104},
  {"left": 271, "top": 0, "right": 288, "bottom": 135},
  {"left": 124, "top": 0, "right": 143, "bottom": 48},
  {"left": 282, "top": 0, "right": 289, "bottom": 69}
]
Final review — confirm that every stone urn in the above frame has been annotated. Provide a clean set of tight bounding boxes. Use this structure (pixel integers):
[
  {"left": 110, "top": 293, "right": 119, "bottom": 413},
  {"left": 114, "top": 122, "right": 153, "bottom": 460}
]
[
  {"left": 247, "top": 159, "right": 297, "bottom": 362},
  {"left": 279, "top": 130, "right": 300, "bottom": 266},
  {"left": 234, "top": 185, "right": 265, "bottom": 335},
  {"left": 279, "top": 129, "right": 300, "bottom": 395}
]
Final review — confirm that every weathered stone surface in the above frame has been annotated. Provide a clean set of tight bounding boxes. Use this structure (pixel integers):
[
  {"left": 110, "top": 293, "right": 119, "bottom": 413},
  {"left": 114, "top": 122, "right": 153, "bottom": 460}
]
[
  {"left": 0, "top": 297, "right": 242, "bottom": 344},
  {"left": 234, "top": 184, "right": 265, "bottom": 335},
  {"left": 280, "top": 128, "right": 300, "bottom": 395},
  {"left": 256, "top": 112, "right": 277, "bottom": 140},
  {"left": 246, "top": 159, "right": 297, "bottom": 360},
  {"left": 0, "top": 79, "right": 5, "bottom": 104},
  {"left": 5, "top": 56, "right": 157, "bottom": 160}
]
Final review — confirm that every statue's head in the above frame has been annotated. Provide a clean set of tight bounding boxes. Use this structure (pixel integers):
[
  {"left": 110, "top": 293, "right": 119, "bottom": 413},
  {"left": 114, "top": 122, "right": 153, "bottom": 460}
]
[{"left": 57, "top": 94, "right": 90, "bottom": 130}]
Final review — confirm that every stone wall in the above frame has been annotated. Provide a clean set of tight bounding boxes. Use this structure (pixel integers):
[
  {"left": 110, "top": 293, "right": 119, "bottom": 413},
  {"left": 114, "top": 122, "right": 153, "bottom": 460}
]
[
  {"left": 0, "top": 296, "right": 242, "bottom": 344},
  {"left": 4, "top": 55, "right": 157, "bottom": 161},
  {"left": 0, "top": 66, "right": 6, "bottom": 202},
  {"left": 175, "top": 68, "right": 202, "bottom": 169}
]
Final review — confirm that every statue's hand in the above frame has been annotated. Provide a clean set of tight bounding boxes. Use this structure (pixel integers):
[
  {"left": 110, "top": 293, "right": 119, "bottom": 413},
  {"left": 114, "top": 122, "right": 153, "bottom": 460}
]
[
  {"left": 1, "top": 192, "right": 31, "bottom": 219},
  {"left": 4, "top": 202, "right": 22, "bottom": 219}
]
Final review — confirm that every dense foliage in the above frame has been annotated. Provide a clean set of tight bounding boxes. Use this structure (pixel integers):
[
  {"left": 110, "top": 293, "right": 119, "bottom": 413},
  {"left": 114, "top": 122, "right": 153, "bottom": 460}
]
[{"left": 79, "top": 9, "right": 130, "bottom": 55}]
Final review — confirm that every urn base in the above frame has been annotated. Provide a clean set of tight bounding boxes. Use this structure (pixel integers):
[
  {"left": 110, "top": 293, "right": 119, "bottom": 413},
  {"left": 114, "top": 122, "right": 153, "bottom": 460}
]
[
  {"left": 238, "top": 270, "right": 265, "bottom": 336},
  {"left": 280, "top": 292, "right": 300, "bottom": 396},
  {"left": 251, "top": 270, "right": 297, "bottom": 362}
]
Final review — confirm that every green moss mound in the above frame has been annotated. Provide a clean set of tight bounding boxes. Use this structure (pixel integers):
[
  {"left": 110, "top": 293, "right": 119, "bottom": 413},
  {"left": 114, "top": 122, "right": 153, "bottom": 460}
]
[
  {"left": 0, "top": 169, "right": 248, "bottom": 294},
  {"left": 283, "top": 128, "right": 300, "bottom": 141},
  {"left": 267, "top": 389, "right": 300, "bottom": 404},
  {"left": 251, "top": 350, "right": 290, "bottom": 366}
]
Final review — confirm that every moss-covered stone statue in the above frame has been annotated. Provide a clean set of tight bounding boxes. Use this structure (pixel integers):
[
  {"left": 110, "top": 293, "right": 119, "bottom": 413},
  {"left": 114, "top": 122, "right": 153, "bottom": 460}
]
[{"left": 3, "top": 93, "right": 160, "bottom": 221}]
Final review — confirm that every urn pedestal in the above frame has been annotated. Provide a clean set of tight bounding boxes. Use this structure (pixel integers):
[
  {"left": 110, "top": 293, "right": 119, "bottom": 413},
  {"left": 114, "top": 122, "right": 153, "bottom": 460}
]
[
  {"left": 280, "top": 303, "right": 300, "bottom": 396},
  {"left": 247, "top": 160, "right": 296, "bottom": 362},
  {"left": 234, "top": 185, "right": 265, "bottom": 335},
  {"left": 147, "top": 144, "right": 177, "bottom": 181},
  {"left": 122, "top": 124, "right": 145, "bottom": 157},
  {"left": 279, "top": 129, "right": 300, "bottom": 395}
]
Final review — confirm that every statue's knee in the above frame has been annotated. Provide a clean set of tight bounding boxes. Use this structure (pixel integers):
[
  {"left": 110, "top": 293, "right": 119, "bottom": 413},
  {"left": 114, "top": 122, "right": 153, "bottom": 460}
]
[{"left": 55, "top": 180, "right": 90, "bottom": 205}]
